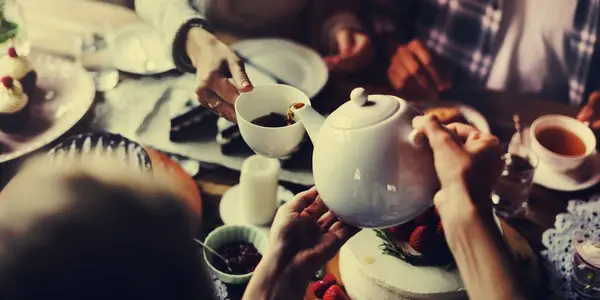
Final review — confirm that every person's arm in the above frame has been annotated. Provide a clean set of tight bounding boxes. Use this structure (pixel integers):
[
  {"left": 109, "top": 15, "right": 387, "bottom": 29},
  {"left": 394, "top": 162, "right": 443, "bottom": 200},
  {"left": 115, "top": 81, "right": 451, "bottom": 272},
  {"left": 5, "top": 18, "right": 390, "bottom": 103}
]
[
  {"left": 308, "top": 0, "right": 362, "bottom": 52},
  {"left": 135, "top": 0, "right": 208, "bottom": 72},
  {"left": 438, "top": 185, "right": 526, "bottom": 300}
]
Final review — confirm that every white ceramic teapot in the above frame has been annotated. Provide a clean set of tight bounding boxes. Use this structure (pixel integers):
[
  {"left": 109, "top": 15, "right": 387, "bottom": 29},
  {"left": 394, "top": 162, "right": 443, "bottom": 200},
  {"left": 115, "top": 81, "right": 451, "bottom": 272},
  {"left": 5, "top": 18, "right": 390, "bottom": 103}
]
[{"left": 291, "top": 88, "right": 439, "bottom": 228}]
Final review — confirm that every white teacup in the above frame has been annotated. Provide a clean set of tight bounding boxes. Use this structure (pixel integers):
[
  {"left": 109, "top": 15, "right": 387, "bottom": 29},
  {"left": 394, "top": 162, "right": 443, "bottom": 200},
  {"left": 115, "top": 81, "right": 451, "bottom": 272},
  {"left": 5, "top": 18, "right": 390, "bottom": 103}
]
[
  {"left": 529, "top": 115, "right": 597, "bottom": 172},
  {"left": 235, "top": 84, "right": 311, "bottom": 158}
]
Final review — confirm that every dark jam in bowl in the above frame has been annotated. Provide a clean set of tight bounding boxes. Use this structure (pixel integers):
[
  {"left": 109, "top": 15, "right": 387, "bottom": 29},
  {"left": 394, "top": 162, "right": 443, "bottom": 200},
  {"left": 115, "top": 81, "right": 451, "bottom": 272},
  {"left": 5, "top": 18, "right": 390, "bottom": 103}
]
[{"left": 212, "top": 242, "right": 262, "bottom": 275}]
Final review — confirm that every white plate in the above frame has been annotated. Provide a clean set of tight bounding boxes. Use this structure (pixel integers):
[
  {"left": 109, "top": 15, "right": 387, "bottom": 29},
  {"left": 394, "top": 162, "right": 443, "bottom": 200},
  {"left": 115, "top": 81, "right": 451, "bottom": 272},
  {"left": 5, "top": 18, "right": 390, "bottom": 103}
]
[
  {"left": 231, "top": 39, "right": 328, "bottom": 98},
  {"left": 510, "top": 128, "right": 600, "bottom": 191},
  {"left": 113, "top": 23, "right": 175, "bottom": 75},
  {"left": 0, "top": 53, "right": 95, "bottom": 163},
  {"left": 219, "top": 184, "right": 294, "bottom": 236},
  {"left": 459, "top": 105, "right": 490, "bottom": 133}
]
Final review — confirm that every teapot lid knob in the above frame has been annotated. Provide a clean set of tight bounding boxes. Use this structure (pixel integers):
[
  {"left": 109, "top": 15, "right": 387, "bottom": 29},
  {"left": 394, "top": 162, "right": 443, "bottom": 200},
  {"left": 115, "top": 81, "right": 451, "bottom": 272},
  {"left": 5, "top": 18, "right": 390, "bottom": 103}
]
[{"left": 350, "top": 87, "right": 368, "bottom": 107}]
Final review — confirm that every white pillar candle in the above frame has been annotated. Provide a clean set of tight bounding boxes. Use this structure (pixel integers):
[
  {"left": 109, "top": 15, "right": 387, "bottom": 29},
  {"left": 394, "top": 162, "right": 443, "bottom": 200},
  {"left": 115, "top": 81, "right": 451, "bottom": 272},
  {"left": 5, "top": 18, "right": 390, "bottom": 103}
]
[{"left": 239, "top": 155, "right": 281, "bottom": 225}]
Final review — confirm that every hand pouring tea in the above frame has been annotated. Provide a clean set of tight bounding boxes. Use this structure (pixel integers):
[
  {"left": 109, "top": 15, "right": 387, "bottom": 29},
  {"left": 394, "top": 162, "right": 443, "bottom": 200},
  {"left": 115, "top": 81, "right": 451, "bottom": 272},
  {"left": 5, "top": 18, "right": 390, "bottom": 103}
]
[{"left": 237, "top": 85, "right": 439, "bottom": 228}]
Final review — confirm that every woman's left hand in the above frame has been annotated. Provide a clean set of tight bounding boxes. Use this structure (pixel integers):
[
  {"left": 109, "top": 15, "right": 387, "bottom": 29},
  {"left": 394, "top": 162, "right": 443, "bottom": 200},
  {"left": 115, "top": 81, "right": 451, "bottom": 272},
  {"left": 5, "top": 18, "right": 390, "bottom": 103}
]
[{"left": 324, "top": 28, "right": 374, "bottom": 72}]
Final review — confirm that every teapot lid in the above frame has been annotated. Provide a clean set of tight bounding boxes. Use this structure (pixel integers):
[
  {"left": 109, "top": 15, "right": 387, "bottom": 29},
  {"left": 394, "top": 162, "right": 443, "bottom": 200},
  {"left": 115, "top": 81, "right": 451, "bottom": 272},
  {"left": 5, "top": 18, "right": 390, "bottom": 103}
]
[{"left": 328, "top": 88, "right": 400, "bottom": 129}]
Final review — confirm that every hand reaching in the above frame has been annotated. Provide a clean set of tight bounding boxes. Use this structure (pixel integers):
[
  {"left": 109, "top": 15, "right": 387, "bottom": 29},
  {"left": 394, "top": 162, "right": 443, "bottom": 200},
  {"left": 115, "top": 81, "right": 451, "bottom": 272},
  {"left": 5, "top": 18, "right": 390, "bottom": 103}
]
[
  {"left": 388, "top": 40, "right": 451, "bottom": 100},
  {"left": 577, "top": 90, "right": 600, "bottom": 130},
  {"left": 186, "top": 27, "right": 253, "bottom": 122},
  {"left": 324, "top": 28, "right": 374, "bottom": 72},
  {"left": 269, "top": 187, "right": 360, "bottom": 275},
  {"left": 412, "top": 115, "right": 502, "bottom": 213}
]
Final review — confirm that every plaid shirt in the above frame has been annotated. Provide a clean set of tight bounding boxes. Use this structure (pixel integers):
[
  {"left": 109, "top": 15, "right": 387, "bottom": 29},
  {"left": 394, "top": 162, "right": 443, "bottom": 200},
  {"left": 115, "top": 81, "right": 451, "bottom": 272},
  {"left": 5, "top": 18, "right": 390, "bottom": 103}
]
[{"left": 366, "top": 0, "right": 600, "bottom": 106}]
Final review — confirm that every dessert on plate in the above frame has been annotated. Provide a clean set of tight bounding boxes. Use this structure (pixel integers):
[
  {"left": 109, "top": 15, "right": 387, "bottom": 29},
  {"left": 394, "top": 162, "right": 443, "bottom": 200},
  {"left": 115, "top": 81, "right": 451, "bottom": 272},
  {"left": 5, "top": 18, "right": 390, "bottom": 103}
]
[
  {"left": 0, "top": 47, "right": 37, "bottom": 94},
  {"left": 0, "top": 75, "right": 29, "bottom": 132},
  {"left": 339, "top": 207, "right": 467, "bottom": 300}
]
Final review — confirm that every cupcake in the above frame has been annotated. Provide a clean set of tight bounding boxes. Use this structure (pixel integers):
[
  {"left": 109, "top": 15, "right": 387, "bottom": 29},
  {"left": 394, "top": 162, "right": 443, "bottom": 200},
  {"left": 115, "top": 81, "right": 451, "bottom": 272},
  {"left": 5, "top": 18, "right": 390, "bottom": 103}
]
[
  {"left": 0, "top": 76, "right": 30, "bottom": 133},
  {"left": 0, "top": 47, "right": 37, "bottom": 95}
]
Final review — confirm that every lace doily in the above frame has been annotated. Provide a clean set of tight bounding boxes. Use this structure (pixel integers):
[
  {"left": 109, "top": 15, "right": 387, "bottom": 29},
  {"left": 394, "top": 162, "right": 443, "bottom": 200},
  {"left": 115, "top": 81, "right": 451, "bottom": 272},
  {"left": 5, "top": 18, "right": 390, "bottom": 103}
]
[
  {"left": 542, "top": 194, "right": 600, "bottom": 299},
  {"left": 211, "top": 271, "right": 230, "bottom": 300}
]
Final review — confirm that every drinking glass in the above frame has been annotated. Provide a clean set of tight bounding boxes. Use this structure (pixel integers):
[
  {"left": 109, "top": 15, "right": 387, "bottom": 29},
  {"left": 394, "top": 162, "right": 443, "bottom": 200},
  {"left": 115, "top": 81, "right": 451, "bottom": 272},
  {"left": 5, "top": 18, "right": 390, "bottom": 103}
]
[
  {"left": 491, "top": 144, "right": 539, "bottom": 219},
  {"left": 76, "top": 26, "right": 119, "bottom": 92},
  {"left": 572, "top": 230, "right": 600, "bottom": 299}
]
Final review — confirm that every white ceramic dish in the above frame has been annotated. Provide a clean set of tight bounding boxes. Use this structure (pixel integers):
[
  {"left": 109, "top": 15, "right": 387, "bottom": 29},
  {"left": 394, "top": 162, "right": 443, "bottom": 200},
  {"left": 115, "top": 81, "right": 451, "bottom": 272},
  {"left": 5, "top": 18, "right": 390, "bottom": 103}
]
[
  {"left": 203, "top": 225, "right": 269, "bottom": 285},
  {"left": 0, "top": 52, "right": 95, "bottom": 163},
  {"left": 219, "top": 184, "right": 294, "bottom": 236},
  {"left": 529, "top": 115, "right": 597, "bottom": 172},
  {"left": 230, "top": 39, "right": 328, "bottom": 98},
  {"left": 510, "top": 128, "right": 600, "bottom": 191},
  {"left": 113, "top": 22, "right": 175, "bottom": 75},
  {"left": 235, "top": 84, "right": 311, "bottom": 158}
]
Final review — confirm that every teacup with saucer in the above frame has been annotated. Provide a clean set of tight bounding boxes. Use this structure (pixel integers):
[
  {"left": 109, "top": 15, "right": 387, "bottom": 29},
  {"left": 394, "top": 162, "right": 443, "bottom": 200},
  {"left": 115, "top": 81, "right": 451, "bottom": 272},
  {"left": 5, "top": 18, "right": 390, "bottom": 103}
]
[{"left": 512, "top": 115, "right": 600, "bottom": 191}]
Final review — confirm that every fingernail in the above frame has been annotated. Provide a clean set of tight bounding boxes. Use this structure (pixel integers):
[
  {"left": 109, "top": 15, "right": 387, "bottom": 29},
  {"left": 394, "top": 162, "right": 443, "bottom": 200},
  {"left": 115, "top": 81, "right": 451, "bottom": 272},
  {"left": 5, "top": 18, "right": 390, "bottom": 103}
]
[{"left": 241, "top": 80, "right": 251, "bottom": 88}]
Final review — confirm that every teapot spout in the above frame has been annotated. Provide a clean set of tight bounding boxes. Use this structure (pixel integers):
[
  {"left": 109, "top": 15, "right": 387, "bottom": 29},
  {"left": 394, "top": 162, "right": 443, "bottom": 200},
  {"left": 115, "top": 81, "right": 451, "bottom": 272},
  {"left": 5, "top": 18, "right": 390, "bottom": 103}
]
[{"left": 290, "top": 103, "right": 325, "bottom": 144}]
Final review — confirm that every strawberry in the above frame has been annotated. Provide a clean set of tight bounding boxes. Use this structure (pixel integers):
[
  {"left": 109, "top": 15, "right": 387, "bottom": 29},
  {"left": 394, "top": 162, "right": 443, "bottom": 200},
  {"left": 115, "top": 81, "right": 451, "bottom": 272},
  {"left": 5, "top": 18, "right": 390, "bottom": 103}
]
[
  {"left": 7, "top": 47, "right": 17, "bottom": 58},
  {"left": 1, "top": 76, "right": 13, "bottom": 89},
  {"left": 323, "top": 285, "right": 350, "bottom": 300},
  {"left": 322, "top": 273, "right": 337, "bottom": 287},
  {"left": 408, "top": 225, "right": 438, "bottom": 254},
  {"left": 310, "top": 281, "right": 329, "bottom": 298}
]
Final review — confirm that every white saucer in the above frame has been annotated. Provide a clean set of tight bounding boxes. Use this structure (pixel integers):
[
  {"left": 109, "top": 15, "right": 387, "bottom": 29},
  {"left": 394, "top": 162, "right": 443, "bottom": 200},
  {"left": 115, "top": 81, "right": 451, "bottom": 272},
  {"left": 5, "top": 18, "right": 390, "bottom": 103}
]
[
  {"left": 113, "top": 22, "right": 175, "bottom": 75},
  {"left": 230, "top": 39, "right": 328, "bottom": 98},
  {"left": 219, "top": 184, "right": 295, "bottom": 236},
  {"left": 510, "top": 129, "right": 600, "bottom": 191},
  {"left": 533, "top": 155, "right": 600, "bottom": 191}
]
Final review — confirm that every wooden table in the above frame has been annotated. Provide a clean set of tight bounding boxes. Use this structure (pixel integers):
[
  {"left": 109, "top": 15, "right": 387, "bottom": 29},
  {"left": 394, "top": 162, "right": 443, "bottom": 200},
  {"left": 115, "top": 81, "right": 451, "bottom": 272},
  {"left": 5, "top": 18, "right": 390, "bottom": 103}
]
[{"left": 1, "top": 2, "right": 595, "bottom": 297}]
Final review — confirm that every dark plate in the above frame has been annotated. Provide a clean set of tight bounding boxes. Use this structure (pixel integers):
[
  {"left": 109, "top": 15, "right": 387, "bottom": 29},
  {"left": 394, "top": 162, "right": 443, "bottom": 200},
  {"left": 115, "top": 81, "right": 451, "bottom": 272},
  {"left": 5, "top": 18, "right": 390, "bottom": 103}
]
[{"left": 47, "top": 132, "right": 152, "bottom": 172}]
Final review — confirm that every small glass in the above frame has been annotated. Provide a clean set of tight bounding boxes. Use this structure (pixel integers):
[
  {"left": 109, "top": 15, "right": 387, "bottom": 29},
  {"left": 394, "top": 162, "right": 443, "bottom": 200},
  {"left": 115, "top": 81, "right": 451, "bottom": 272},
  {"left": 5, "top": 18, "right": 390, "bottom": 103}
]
[
  {"left": 491, "top": 144, "right": 539, "bottom": 219},
  {"left": 572, "top": 230, "right": 600, "bottom": 298},
  {"left": 76, "top": 26, "right": 119, "bottom": 92}
]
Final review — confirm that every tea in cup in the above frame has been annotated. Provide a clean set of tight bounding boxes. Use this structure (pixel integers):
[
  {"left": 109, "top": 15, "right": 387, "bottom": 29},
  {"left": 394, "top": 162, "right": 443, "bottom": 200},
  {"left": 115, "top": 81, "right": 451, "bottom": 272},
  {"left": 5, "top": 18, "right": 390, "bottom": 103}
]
[
  {"left": 235, "top": 84, "right": 310, "bottom": 158},
  {"left": 529, "top": 115, "right": 596, "bottom": 172}
]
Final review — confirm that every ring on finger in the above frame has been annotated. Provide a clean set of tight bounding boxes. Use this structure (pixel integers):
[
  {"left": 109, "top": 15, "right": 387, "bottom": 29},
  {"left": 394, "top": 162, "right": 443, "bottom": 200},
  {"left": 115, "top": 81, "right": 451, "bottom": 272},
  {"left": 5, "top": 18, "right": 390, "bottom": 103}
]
[{"left": 209, "top": 100, "right": 223, "bottom": 109}]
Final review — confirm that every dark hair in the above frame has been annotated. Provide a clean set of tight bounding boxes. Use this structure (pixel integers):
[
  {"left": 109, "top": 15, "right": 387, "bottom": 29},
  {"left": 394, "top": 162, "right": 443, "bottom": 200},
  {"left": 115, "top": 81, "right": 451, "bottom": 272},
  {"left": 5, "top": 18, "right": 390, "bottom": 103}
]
[{"left": 0, "top": 166, "right": 215, "bottom": 300}]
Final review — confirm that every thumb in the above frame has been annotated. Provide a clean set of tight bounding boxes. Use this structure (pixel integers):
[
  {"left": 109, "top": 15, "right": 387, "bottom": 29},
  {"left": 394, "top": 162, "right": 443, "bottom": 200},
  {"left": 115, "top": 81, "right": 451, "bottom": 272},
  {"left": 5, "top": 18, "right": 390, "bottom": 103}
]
[
  {"left": 335, "top": 29, "right": 352, "bottom": 56},
  {"left": 228, "top": 56, "right": 253, "bottom": 92},
  {"left": 420, "top": 115, "right": 464, "bottom": 156}
]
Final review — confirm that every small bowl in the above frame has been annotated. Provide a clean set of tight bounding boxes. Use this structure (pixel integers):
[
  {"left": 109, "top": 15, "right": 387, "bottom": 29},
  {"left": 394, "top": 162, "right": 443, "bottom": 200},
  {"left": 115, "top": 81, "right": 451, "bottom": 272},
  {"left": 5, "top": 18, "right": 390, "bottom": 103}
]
[{"left": 203, "top": 225, "right": 269, "bottom": 285}]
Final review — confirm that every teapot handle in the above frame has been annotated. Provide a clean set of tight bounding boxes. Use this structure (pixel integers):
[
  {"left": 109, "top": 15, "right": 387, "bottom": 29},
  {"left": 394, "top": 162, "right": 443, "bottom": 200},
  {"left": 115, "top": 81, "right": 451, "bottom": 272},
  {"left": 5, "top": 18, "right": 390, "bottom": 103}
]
[{"left": 408, "top": 130, "right": 427, "bottom": 147}]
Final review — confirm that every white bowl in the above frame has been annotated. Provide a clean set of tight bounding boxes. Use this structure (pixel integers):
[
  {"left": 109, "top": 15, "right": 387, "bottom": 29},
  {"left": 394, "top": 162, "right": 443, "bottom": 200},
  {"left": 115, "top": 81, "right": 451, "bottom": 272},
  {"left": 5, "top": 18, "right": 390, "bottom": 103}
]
[{"left": 203, "top": 225, "right": 269, "bottom": 285}]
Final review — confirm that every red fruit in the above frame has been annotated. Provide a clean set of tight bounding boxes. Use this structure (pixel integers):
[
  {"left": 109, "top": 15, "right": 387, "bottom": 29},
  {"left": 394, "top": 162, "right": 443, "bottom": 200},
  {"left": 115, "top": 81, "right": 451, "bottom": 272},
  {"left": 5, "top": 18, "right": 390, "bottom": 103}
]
[
  {"left": 1, "top": 76, "right": 13, "bottom": 89},
  {"left": 7, "top": 47, "right": 17, "bottom": 58},
  {"left": 322, "top": 273, "right": 337, "bottom": 287},
  {"left": 408, "top": 225, "right": 437, "bottom": 254},
  {"left": 323, "top": 285, "right": 349, "bottom": 300},
  {"left": 310, "top": 281, "right": 329, "bottom": 298}
]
